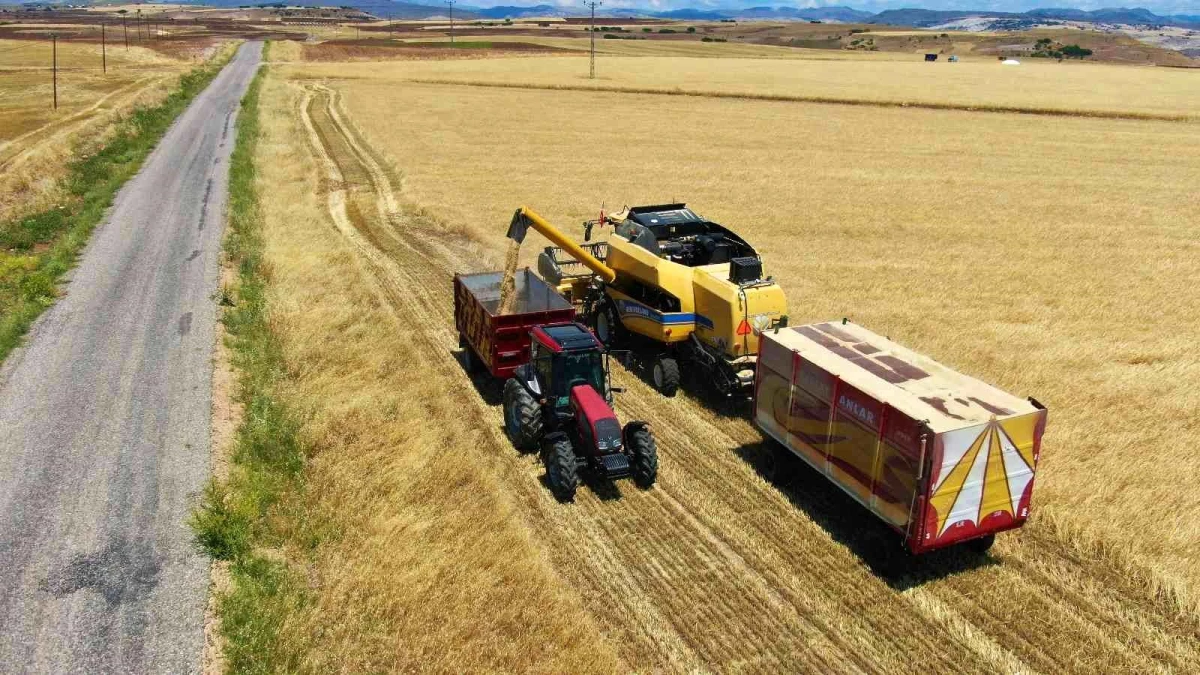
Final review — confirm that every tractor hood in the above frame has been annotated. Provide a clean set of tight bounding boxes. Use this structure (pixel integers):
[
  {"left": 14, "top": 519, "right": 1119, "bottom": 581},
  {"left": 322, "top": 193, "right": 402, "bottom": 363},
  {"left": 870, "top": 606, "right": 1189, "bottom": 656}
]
[{"left": 570, "top": 384, "right": 623, "bottom": 454}]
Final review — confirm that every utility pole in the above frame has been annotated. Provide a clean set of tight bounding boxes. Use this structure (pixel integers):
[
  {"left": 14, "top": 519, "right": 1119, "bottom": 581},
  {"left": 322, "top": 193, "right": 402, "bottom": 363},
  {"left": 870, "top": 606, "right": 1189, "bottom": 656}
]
[
  {"left": 101, "top": 22, "right": 106, "bottom": 73},
  {"left": 123, "top": 15, "right": 128, "bottom": 49},
  {"left": 51, "top": 33, "right": 58, "bottom": 110},
  {"left": 585, "top": 1, "right": 601, "bottom": 78},
  {"left": 445, "top": 0, "right": 455, "bottom": 45}
]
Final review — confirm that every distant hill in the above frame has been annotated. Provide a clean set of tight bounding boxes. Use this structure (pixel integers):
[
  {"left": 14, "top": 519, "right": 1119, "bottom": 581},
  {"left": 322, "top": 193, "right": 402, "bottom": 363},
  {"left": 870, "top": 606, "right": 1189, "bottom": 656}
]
[
  {"left": 868, "top": 6, "right": 1198, "bottom": 28},
  {"left": 736, "top": 6, "right": 874, "bottom": 22},
  {"left": 648, "top": 8, "right": 730, "bottom": 20},
  {"left": 44, "top": 1, "right": 1200, "bottom": 30},
  {"left": 171, "top": 0, "right": 474, "bottom": 19},
  {"left": 471, "top": 4, "right": 560, "bottom": 19}
]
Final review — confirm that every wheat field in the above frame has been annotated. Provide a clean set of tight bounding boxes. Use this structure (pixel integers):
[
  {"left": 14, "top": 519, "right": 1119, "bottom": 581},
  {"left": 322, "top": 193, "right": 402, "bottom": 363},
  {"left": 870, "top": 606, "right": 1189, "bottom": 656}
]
[
  {"left": 288, "top": 54, "right": 1200, "bottom": 119},
  {"left": 0, "top": 38, "right": 191, "bottom": 219},
  {"left": 246, "top": 46, "right": 1200, "bottom": 671}
]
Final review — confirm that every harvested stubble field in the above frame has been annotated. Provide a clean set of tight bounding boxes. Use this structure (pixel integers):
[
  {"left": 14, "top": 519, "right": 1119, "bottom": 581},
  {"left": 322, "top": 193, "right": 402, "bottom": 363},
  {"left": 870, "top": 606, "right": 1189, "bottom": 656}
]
[
  {"left": 238, "top": 49, "right": 1200, "bottom": 671},
  {"left": 0, "top": 37, "right": 192, "bottom": 219}
]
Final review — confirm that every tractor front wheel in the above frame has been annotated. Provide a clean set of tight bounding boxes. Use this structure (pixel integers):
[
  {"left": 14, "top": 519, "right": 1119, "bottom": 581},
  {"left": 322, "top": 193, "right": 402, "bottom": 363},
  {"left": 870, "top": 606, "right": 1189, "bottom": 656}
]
[
  {"left": 652, "top": 355, "right": 681, "bottom": 397},
  {"left": 626, "top": 424, "right": 658, "bottom": 489},
  {"left": 544, "top": 435, "right": 579, "bottom": 502},
  {"left": 503, "top": 378, "right": 542, "bottom": 453}
]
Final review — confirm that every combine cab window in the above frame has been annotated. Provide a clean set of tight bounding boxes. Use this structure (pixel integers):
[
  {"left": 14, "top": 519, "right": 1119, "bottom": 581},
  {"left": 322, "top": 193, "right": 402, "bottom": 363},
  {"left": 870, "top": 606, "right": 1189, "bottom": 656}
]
[{"left": 555, "top": 351, "right": 606, "bottom": 397}]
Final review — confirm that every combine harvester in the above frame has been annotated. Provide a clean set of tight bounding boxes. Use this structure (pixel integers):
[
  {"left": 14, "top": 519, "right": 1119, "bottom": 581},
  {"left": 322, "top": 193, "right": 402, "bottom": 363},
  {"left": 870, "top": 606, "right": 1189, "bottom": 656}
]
[
  {"left": 754, "top": 320, "right": 1048, "bottom": 553},
  {"left": 517, "top": 204, "right": 788, "bottom": 397}
]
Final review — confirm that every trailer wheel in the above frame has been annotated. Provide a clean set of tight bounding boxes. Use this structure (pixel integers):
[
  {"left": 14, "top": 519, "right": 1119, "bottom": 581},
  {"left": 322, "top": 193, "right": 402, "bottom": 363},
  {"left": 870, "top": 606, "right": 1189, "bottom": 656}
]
[
  {"left": 592, "top": 299, "right": 624, "bottom": 347},
  {"left": 544, "top": 435, "right": 579, "bottom": 502},
  {"left": 652, "top": 355, "right": 681, "bottom": 397},
  {"left": 503, "top": 379, "right": 542, "bottom": 453},
  {"left": 965, "top": 533, "right": 996, "bottom": 555},
  {"left": 626, "top": 424, "right": 658, "bottom": 489},
  {"left": 461, "top": 341, "right": 479, "bottom": 373}
]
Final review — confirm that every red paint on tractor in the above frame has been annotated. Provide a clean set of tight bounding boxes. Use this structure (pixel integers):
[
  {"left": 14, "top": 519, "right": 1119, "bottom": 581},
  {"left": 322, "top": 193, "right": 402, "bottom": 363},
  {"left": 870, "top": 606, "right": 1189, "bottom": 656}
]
[
  {"left": 531, "top": 326, "right": 565, "bottom": 354},
  {"left": 571, "top": 383, "right": 618, "bottom": 432}
]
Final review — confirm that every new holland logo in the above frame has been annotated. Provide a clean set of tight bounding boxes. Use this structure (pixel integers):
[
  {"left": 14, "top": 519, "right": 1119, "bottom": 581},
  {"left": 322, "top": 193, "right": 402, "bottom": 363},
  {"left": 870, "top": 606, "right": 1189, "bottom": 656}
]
[{"left": 618, "top": 301, "right": 658, "bottom": 322}]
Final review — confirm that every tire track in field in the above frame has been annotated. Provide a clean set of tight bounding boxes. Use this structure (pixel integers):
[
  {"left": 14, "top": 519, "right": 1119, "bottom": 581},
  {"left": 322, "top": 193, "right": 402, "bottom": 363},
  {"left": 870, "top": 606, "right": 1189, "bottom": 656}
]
[
  {"left": 0, "top": 75, "right": 167, "bottom": 173},
  {"left": 296, "top": 80, "right": 1200, "bottom": 673}
]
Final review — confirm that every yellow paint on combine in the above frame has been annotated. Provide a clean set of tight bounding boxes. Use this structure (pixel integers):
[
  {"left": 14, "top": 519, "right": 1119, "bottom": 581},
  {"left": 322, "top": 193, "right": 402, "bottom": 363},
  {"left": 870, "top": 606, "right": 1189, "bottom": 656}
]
[{"left": 516, "top": 206, "right": 615, "bottom": 283}]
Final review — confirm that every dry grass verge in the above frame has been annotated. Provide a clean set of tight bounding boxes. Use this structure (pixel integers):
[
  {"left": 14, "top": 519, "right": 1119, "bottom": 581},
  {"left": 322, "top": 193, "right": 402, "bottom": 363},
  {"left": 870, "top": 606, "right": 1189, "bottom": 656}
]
[{"left": 0, "top": 38, "right": 201, "bottom": 220}]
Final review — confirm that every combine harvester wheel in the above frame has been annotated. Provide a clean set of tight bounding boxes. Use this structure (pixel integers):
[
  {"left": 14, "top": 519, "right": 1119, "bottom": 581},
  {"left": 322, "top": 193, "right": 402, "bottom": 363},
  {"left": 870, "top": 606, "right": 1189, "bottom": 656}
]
[{"left": 651, "top": 356, "right": 680, "bottom": 397}]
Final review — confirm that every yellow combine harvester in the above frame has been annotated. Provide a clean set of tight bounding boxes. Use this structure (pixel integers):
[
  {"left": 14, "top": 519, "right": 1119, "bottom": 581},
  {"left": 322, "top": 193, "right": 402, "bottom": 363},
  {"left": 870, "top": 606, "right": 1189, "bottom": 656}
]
[{"left": 507, "top": 204, "right": 788, "bottom": 397}]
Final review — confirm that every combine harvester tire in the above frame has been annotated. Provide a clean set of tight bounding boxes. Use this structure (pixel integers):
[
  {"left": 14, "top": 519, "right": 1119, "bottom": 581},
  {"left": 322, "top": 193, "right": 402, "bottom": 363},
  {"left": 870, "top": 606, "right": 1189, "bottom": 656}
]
[
  {"left": 651, "top": 356, "right": 680, "bottom": 397},
  {"left": 503, "top": 379, "right": 542, "bottom": 452},
  {"left": 591, "top": 300, "right": 624, "bottom": 347}
]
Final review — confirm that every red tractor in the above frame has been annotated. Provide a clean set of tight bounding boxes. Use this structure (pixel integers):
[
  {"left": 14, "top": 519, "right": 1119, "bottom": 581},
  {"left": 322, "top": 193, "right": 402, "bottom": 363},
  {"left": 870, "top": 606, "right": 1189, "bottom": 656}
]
[{"left": 502, "top": 322, "right": 658, "bottom": 502}]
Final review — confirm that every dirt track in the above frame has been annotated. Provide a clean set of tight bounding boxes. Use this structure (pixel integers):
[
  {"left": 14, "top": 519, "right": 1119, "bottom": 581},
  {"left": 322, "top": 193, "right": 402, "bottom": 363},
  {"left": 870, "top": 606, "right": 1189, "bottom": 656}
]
[{"left": 298, "top": 81, "right": 1200, "bottom": 672}]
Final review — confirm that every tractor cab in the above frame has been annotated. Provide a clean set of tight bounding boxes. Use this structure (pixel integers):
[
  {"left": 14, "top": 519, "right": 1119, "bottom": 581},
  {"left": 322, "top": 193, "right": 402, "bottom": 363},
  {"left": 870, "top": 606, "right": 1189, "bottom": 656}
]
[{"left": 529, "top": 323, "right": 611, "bottom": 408}]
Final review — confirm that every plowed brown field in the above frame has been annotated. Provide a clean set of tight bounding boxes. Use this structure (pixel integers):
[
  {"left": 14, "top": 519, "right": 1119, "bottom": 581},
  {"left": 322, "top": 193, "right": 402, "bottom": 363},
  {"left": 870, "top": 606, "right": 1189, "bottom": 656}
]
[{"left": 247, "top": 62, "right": 1200, "bottom": 671}]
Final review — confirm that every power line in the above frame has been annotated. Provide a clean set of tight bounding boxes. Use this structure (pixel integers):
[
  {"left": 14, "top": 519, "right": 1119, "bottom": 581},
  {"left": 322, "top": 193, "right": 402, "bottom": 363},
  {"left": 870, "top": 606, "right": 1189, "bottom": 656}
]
[
  {"left": 445, "top": 0, "right": 455, "bottom": 46},
  {"left": 51, "top": 32, "right": 58, "bottom": 110},
  {"left": 584, "top": 1, "right": 601, "bottom": 79}
]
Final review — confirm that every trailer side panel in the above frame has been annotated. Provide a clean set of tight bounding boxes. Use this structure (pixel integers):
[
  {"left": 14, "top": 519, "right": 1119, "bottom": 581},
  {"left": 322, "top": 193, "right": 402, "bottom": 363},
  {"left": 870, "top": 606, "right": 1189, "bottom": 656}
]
[{"left": 755, "top": 335, "right": 924, "bottom": 533}]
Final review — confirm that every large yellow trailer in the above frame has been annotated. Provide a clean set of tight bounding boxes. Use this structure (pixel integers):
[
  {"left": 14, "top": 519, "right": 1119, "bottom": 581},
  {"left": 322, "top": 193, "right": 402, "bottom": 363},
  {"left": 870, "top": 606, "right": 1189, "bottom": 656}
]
[{"left": 509, "top": 204, "right": 788, "bottom": 396}]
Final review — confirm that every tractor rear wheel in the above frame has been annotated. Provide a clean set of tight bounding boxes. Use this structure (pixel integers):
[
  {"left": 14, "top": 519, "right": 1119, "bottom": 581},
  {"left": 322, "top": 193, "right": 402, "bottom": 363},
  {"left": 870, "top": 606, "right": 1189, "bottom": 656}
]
[
  {"left": 652, "top": 355, "right": 681, "bottom": 397},
  {"left": 544, "top": 435, "right": 579, "bottom": 502},
  {"left": 503, "top": 378, "right": 542, "bottom": 453},
  {"left": 627, "top": 424, "right": 658, "bottom": 489}
]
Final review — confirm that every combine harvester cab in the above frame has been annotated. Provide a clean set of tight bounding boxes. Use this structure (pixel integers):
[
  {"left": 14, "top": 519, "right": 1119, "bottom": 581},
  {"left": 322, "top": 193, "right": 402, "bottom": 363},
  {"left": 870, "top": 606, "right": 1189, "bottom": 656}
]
[
  {"left": 534, "top": 203, "right": 788, "bottom": 397},
  {"left": 754, "top": 321, "right": 1047, "bottom": 554}
]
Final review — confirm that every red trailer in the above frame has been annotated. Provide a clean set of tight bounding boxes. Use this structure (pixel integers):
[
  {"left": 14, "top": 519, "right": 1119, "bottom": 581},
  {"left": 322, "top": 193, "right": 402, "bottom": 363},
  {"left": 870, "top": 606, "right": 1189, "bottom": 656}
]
[
  {"left": 454, "top": 269, "right": 576, "bottom": 379},
  {"left": 754, "top": 321, "right": 1047, "bottom": 554}
]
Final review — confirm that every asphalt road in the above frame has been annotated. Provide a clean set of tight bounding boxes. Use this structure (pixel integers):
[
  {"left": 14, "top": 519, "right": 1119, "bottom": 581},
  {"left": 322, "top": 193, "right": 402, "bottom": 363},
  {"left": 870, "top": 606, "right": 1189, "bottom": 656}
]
[{"left": 0, "top": 42, "right": 262, "bottom": 673}]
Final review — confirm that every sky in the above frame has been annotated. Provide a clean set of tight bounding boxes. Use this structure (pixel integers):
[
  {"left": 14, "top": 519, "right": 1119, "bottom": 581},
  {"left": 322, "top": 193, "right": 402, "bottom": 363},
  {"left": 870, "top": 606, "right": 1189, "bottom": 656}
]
[{"left": 463, "top": 0, "right": 1200, "bottom": 16}]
